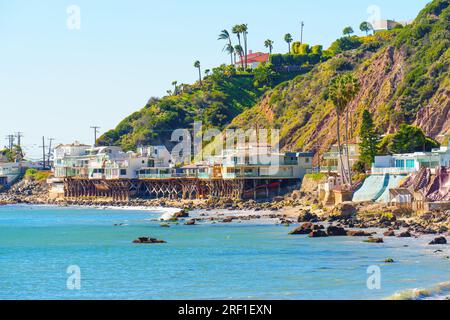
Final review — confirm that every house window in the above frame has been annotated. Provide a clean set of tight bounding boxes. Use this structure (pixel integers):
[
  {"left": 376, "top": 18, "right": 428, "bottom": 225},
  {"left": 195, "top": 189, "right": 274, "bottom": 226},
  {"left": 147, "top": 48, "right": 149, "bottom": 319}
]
[
  {"left": 305, "top": 158, "right": 310, "bottom": 163},
  {"left": 120, "top": 169, "right": 127, "bottom": 176},
  {"left": 395, "top": 160, "right": 405, "bottom": 168},
  {"left": 406, "top": 160, "right": 415, "bottom": 168}
]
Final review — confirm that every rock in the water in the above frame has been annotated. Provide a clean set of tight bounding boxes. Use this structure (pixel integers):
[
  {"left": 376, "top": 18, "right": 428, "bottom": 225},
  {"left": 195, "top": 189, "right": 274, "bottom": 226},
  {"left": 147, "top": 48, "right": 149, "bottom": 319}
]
[
  {"left": 383, "top": 230, "right": 396, "bottom": 237},
  {"left": 364, "top": 237, "right": 384, "bottom": 244},
  {"left": 174, "top": 209, "right": 190, "bottom": 218},
  {"left": 309, "top": 230, "right": 328, "bottom": 238},
  {"left": 397, "top": 231, "right": 412, "bottom": 238},
  {"left": 347, "top": 230, "right": 375, "bottom": 237},
  {"left": 184, "top": 219, "right": 196, "bottom": 226},
  {"left": 133, "top": 237, "right": 167, "bottom": 244},
  {"left": 160, "top": 223, "right": 170, "bottom": 228},
  {"left": 289, "top": 222, "right": 313, "bottom": 235},
  {"left": 326, "top": 226, "right": 348, "bottom": 236},
  {"left": 297, "top": 209, "right": 318, "bottom": 222},
  {"left": 384, "top": 258, "right": 395, "bottom": 263},
  {"left": 429, "top": 237, "right": 447, "bottom": 245}
]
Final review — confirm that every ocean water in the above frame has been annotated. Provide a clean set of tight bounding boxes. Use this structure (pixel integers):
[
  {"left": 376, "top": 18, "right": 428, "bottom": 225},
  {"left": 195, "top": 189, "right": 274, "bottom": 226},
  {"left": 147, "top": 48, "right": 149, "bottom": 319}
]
[{"left": 0, "top": 205, "right": 448, "bottom": 300}]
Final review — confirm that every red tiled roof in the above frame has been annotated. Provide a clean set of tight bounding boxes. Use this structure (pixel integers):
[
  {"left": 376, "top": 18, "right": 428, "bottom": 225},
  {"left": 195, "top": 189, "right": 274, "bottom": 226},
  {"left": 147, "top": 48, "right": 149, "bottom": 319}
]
[{"left": 236, "top": 52, "right": 269, "bottom": 65}]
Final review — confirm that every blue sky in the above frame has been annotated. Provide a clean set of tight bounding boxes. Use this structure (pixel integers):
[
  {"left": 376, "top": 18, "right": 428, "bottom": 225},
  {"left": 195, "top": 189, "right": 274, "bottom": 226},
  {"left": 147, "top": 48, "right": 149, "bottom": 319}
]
[{"left": 0, "top": 0, "right": 429, "bottom": 159}]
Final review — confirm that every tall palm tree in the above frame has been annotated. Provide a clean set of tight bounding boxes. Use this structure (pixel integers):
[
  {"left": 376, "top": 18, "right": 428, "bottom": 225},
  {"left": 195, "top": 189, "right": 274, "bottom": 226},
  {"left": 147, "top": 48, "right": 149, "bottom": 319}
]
[
  {"left": 234, "top": 45, "right": 244, "bottom": 69},
  {"left": 284, "top": 34, "right": 293, "bottom": 53},
  {"left": 218, "top": 29, "right": 233, "bottom": 65},
  {"left": 224, "top": 43, "right": 235, "bottom": 64},
  {"left": 240, "top": 24, "right": 248, "bottom": 69},
  {"left": 264, "top": 39, "right": 274, "bottom": 54},
  {"left": 328, "top": 74, "right": 360, "bottom": 187},
  {"left": 194, "top": 61, "right": 202, "bottom": 85},
  {"left": 171, "top": 81, "right": 178, "bottom": 95},
  {"left": 232, "top": 25, "right": 243, "bottom": 54}
]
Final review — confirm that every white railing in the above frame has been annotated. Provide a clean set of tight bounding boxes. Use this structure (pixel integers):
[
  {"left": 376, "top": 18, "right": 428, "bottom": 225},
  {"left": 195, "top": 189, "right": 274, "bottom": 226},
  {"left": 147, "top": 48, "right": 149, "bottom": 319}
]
[{"left": 371, "top": 167, "right": 416, "bottom": 175}]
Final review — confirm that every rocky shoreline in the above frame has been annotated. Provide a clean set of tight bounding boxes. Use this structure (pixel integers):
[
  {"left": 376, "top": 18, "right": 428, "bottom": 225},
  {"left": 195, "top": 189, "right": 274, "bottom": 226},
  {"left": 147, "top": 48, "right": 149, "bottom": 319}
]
[{"left": 1, "top": 179, "right": 449, "bottom": 242}]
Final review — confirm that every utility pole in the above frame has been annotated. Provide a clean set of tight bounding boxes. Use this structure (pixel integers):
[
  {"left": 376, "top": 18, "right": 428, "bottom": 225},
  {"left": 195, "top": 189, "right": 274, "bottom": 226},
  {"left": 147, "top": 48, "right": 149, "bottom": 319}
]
[
  {"left": 5, "top": 135, "right": 14, "bottom": 150},
  {"left": 300, "top": 21, "right": 305, "bottom": 44},
  {"left": 41, "top": 136, "right": 46, "bottom": 170},
  {"left": 15, "top": 132, "right": 23, "bottom": 147},
  {"left": 90, "top": 126, "right": 100, "bottom": 147},
  {"left": 47, "top": 138, "right": 55, "bottom": 168}
]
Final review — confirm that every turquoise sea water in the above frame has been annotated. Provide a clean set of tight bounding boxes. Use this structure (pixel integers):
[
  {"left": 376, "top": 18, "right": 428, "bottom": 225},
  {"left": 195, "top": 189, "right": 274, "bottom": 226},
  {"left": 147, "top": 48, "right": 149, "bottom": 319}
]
[{"left": 0, "top": 205, "right": 448, "bottom": 300}]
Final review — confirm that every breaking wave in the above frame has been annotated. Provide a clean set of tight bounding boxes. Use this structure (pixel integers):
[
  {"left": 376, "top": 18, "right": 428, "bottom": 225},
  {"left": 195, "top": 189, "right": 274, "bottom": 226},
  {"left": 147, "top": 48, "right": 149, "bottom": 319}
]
[{"left": 388, "top": 281, "right": 450, "bottom": 300}]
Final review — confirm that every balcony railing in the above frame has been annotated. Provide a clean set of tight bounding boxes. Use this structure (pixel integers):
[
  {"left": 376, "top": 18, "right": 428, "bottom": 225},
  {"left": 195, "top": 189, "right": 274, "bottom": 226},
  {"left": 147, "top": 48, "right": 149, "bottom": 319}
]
[
  {"left": 371, "top": 167, "right": 416, "bottom": 175},
  {"left": 138, "top": 174, "right": 173, "bottom": 179}
]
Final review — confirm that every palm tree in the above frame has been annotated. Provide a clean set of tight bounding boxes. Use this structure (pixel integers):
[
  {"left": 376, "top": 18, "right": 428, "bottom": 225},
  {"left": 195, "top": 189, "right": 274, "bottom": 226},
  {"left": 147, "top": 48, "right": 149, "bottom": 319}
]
[
  {"left": 240, "top": 24, "right": 248, "bottom": 69},
  {"left": 359, "top": 22, "right": 373, "bottom": 35},
  {"left": 284, "top": 34, "right": 293, "bottom": 53},
  {"left": 218, "top": 29, "right": 234, "bottom": 65},
  {"left": 264, "top": 39, "right": 274, "bottom": 54},
  {"left": 231, "top": 25, "right": 242, "bottom": 63},
  {"left": 194, "top": 61, "right": 202, "bottom": 85},
  {"left": 232, "top": 25, "right": 243, "bottom": 50},
  {"left": 224, "top": 43, "right": 235, "bottom": 64},
  {"left": 234, "top": 45, "right": 244, "bottom": 69},
  {"left": 171, "top": 81, "right": 178, "bottom": 95},
  {"left": 328, "top": 74, "right": 360, "bottom": 187},
  {"left": 205, "top": 69, "right": 210, "bottom": 76},
  {"left": 343, "top": 26, "right": 354, "bottom": 37}
]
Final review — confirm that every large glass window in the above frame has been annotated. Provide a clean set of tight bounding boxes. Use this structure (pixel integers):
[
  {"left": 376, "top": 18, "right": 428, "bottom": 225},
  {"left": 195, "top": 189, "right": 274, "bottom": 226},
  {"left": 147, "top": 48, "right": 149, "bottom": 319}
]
[
  {"left": 395, "top": 160, "right": 405, "bottom": 168},
  {"left": 406, "top": 160, "right": 415, "bottom": 168}
]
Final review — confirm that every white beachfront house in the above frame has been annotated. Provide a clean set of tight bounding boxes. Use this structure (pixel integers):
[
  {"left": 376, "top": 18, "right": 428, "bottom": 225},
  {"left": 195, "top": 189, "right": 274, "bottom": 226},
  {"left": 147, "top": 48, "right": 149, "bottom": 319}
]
[
  {"left": 320, "top": 144, "right": 360, "bottom": 174},
  {"left": 0, "top": 161, "right": 37, "bottom": 185},
  {"left": 137, "top": 146, "right": 172, "bottom": 168},
  {"left": 54, "top": 143, "right": 174, "bottom": 180},
  {"left": 0, "top": 162, "right": 22, "bottom": 185},
  {"left": 199, "top": 143, "right": 314, "bottom": 180},
  {"left": 372, "top": 135, "right": 450, "bottom": 174},
  {"left": 53, "top": 141, "right": 92, "bottom": 178}
]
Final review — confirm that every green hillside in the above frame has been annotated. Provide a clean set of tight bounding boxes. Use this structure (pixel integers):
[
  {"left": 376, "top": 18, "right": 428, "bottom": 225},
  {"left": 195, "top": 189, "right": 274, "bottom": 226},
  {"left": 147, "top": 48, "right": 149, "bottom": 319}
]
[
  {"left": 97, "top": 65, "right": 306, "bottom": 151},
  {"left": 230, "top": 0, "right": 449, "bottom": 160},
  {"left": 100, "top": 0, "right": 449, "bottom": 161}
]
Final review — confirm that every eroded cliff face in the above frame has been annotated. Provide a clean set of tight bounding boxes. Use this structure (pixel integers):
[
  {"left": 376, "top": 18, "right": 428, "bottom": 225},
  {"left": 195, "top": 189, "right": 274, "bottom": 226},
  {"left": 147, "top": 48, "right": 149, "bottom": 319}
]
[
  {"left": 230, "top": 0, "right": 450, "bottom": 163},
  {"left": 230, "top": 43, "right": 448, "bottom": 164}
]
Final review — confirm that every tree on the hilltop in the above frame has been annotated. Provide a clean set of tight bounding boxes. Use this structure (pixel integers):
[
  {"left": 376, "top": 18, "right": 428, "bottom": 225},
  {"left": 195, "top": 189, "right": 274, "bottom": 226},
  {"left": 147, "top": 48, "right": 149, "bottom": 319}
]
[
  {"left": 284, "top": 33, "right": 293, "bottom": 53},
  {"left": 232, "top": 25, "right": 243, "bottom": 62},
  {"left": 171, "top": 81, "right": 178, "bottom": 95},
  {"left": 234, "top": 45, "right": 244, "bottom": 69},
  {"left": 240, "top": 24, "right": 249, "bottom": 69},
  {"left": 329, "top": 73, "right": 360, "bottom": 187},
  {"left": 343, "top": 26, "right": 354, "bottom": 36},
  {"left": 224, "top": 43, "right": 235, "bottom": 64},
  {"left": 194, "top": 61, "right": 202, "bottom": 85},
  {"left": 359, "top": 109, "right": 381, "bottom": 167},
  {"left": 359, "top": 21, "right": 373, "bottom": 35},
  {"left": 264, "top": 39, "right": 274, "bottom": 54},
  {"left": 218, "top": 29, "right": 234, "bottom": 65}
]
